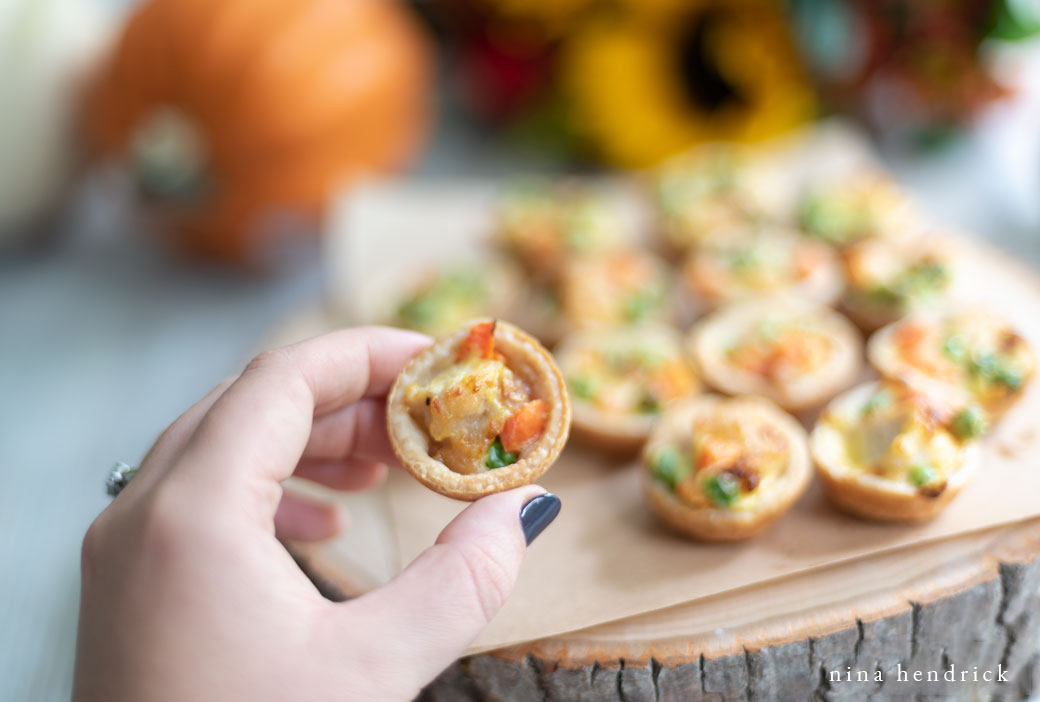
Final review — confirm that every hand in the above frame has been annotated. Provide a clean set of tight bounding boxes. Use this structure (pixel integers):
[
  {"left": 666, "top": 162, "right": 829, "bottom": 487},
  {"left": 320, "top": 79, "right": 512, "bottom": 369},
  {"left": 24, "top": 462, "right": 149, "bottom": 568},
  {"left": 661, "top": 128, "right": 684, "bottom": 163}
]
[{"left": 73, "top": 328, "right": 561, "bottom": 702}]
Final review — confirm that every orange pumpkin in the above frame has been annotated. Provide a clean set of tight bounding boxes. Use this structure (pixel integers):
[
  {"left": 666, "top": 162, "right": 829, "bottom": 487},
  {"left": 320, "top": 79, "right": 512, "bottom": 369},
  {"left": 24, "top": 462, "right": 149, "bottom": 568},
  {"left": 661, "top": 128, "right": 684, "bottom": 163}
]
[{"left": 87, "top": 0, "right": 432, "bottom": 265}]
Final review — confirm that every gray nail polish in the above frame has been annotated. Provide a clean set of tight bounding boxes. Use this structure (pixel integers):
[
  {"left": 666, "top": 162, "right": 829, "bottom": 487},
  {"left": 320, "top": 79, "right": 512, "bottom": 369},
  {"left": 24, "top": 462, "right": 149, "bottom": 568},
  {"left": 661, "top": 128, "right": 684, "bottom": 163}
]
[{"left": 519, "top": 493, "right": 561, "bottom": 545}]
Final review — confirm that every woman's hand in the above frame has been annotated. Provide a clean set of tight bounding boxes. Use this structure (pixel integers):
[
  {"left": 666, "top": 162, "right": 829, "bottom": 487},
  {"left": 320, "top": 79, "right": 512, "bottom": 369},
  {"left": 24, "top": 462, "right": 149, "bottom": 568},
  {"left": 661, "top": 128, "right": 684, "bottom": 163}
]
[{"left": 73, "top": 327, "right": 560, "bottom": 702}]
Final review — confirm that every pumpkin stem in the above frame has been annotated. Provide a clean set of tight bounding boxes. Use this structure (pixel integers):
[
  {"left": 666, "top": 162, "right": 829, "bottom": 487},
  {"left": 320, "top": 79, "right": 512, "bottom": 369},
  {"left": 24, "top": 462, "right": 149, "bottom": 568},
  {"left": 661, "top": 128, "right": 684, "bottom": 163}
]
[{"left": 131, "top": 107, "right": 209, "bottom": 203}]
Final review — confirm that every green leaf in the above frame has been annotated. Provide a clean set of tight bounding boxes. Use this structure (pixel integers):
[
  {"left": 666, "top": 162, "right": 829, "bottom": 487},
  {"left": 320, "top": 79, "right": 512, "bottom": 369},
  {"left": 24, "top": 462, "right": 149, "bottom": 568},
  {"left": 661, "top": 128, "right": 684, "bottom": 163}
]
[
  {"left": 704, "top": 472, "right": 741, "bottom": 507},
  {"left": 989, "top": 0, "right": 1040, "bottom": 40},
  {"left": 485, "top": 437, "right": 518, "bottom": 470}
]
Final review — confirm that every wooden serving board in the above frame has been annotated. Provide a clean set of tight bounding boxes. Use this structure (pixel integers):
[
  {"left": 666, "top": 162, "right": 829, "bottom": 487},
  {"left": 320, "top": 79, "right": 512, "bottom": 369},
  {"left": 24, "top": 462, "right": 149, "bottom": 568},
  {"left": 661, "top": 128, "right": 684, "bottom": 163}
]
[
  {"left": 270, "top": 125, "right": 1040, "bottom": 701},
  {"left": 277, "top": 239, "right": 1040, "bottom": 702},
  {"left": 296, "top": 518, "right": 1040, "bottom": 702}
]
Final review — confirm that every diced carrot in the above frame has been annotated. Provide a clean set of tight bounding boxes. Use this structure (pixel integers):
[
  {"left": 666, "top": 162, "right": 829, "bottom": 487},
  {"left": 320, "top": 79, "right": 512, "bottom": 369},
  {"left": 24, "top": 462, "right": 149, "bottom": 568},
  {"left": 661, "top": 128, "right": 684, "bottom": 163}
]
[
  {"left": 792, "top": 243, "right": 825, "bottom": 278},
  {"left": 730, "top": 345, "right": 770, "bottom": 376},
  {"left": 458, "top": 320, "right": 497, "bottom": 361},
  {"left": 501, "top": 399, "right": 549, "bottom": 452},
  {"left": 649, "top": 363, "right": 696, "bottom": 401},
  {"left": 696, "top": 435, "right": 742, "bottom": 471},
  {"left": 894, "top": 322, "right": 925, "bottom": 349}
]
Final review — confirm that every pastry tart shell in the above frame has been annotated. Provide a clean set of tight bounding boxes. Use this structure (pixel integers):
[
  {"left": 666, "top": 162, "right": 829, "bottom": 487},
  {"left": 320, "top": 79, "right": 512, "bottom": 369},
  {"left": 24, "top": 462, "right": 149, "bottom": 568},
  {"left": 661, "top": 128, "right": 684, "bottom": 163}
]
[
  {"left": 555, "top": 324, "right": 700, "bottom": 455},
  {"left": 386, "top": 319, "right": 571, "bottom": 500},
  {"left": 689, "top": 298, "right": 862, "bottom": 413},
  {"left": 810, "top": 382, "right": 981, "bottom": 523},
  {"left": 642, "top": 394, "right": 812, "bottom": 542}
]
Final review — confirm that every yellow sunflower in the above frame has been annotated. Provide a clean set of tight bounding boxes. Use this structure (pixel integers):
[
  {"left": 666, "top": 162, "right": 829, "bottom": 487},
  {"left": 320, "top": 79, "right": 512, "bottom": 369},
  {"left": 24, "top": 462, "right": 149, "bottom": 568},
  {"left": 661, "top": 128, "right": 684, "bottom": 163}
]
[{"left": 560, "top": 0, "right": 816, "bottom": 168}]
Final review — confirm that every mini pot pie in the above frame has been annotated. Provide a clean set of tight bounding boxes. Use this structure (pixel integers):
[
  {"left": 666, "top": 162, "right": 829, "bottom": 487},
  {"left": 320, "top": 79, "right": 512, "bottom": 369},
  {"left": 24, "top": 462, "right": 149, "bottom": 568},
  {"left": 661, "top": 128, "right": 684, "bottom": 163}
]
[
  {"left": 810, "top": 379, "right": 984, "bottom": 523},
  {"left": 388, "top": 262, "right": 521, "bottom": 337},
  {"left": 387, "top": 319, "right": 571, "bottom": 500},
  {"left": 869, "top": 310, "right": 1035, "bottom": 420},
  {"left": 681, "top": 227, "right": 843, "bottom": 312},
  {"left": 495, "top": 178, "right": 628, "bottom": 280},
  {"left": 649, "top": 145, "right": 763, "bottom": 254},
  {"left": 642, "top": 395, "right": 811, "bottom": 542},
  {"left": 798, "top": 172, "right": 917, "bottom": 248},
  {"left": 840, "top": 235, "right": 954, "bottom": 332},
  {"left": 690, "top": 298, "right": 862, "bottom": 412},
  {"left": 555, "top": 324, "right": 701, "bottom": 453},
  {"left": 558, "top": 249, "right": 675, "bottom": 330}
]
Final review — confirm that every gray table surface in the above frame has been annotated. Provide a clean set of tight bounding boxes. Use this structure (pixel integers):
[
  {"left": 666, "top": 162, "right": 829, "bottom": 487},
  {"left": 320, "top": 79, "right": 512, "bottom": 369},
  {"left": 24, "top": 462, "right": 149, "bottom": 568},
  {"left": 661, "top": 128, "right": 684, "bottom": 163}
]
[{"left": 1, "top": 128, "right": 1038, "bottom": 701}]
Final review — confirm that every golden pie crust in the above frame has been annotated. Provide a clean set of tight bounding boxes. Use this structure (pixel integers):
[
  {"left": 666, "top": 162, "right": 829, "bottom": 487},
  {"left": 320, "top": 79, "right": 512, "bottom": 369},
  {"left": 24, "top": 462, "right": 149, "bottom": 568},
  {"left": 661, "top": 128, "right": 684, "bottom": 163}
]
[
  {"left": 642, "top": 394, "right": 811, "bottom": 542},
  {"left": 555, "top": 324, "right": 701, "bottom": 455},
  {"left": 689, "top": 298, "right": 862, "bottom": 412},
  {"left": 810, "top": 381, "right": 981, "bottom": 522},
  {"left": 386, "top": 319, "right": 571, "bottom": 500}
]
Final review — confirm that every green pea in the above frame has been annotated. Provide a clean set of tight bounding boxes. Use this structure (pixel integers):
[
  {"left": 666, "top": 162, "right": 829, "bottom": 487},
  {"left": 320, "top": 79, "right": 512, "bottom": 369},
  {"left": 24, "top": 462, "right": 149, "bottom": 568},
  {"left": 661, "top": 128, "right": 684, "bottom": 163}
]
[
  {"left": 729, "top": 247, "right": 759, "bottom": 272},
  {"left": 704, "top": 473, "right": 741, "bottom": 507},
  {"left": 568, "top": 375, "right": 597, "bottom": 401},
  {"left": 862, "top": 388, "right": 893, "bottom": 416},
  {"left": 950, "top": 406, "right": 987, "bottom": 440},
  {"left": 942, "top": 334, "right": 967, "bottom": 362},
  {"left": 397, "top": 296, "right": 439, "bottom": 329},
  {"left": 650, "top": 445, "right": 688, "bottom": 491},
  {"left": 995, "top": 365, "right": 1024, "bottom": 390},
  {"left": 637, "top": 394, "right": 661, "bottom": 414},
  {"left": 969, "top": 352, "right": 1023, "bottom": 389},
  {"left": 866, "top": 283, "right": 903, "bottom": 307},
  {"left": 485, "top": 437, "right": 518, "bottom": 470},
  {"left": 909, "top": 463, "right": 940, "bottom": 488},
  {"left": 623, "top": 290, "right": 659, "bottom": 322},
  {"left": 800, "top": 195, "right": 862, "bottom": 245},
  {"left": 442, "top": 271, "right": 483, "bottom": 299}
]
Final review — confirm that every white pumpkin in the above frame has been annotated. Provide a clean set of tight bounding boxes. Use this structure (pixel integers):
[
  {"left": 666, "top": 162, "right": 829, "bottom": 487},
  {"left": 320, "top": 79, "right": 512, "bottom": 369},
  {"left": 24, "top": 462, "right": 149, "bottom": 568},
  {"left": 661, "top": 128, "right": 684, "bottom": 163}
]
[{"left": 0, "top": 0, "right": 112, "bottom": 242}]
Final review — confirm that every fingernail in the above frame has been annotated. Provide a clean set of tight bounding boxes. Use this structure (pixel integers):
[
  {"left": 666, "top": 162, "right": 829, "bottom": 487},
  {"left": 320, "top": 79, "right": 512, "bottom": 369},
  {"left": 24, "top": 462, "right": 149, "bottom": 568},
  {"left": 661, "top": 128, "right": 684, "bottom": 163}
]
[{"left": 520, "top": 493, "right": 561, "bottom": 545}]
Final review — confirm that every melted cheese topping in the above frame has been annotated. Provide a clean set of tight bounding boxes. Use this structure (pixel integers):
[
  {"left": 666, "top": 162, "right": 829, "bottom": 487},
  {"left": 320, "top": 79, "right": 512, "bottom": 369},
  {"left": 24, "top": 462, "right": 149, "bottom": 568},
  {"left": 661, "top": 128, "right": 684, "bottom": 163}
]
[
  {"left": 564, "top": 334, "right": 696, "bottom": 414},
  {"left": 404, "top": 357, "right": 533, "bottom": 475},
  {"left": 560, "top": 251, "right": 668, "bottom": 326},
  {"left": 498, "top": 181, "right": 622, "bottom": 272},
  {"left": 843, "top": 238, "right": 949, "bottom": 310},
  {"left": 651, "top": 409, "right": 791, "bottom": 512},
  {"left": 799, "top": 173, "right": 912, "bottom": 246},
  {"left": 725, "top": 320, "right": 835, "bottom": 382},
  {"left": 393, "top": 269, "right": 486, "bottom": 336},
  {"left": 830, "top": 383, "right": 968, "bottom": 493},
  {"left": 653, "top": 145, "right": 762, "bottom": 249},
  {"left": 686, "top": 232, "right": 831, "bottom": 301}
]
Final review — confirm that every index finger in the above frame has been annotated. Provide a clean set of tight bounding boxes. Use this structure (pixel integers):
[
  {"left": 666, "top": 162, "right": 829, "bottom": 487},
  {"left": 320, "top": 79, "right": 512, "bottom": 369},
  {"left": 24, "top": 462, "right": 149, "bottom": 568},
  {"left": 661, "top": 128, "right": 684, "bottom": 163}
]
[{"left": 173, "top": 326, "right": 430, "bottom": 502}]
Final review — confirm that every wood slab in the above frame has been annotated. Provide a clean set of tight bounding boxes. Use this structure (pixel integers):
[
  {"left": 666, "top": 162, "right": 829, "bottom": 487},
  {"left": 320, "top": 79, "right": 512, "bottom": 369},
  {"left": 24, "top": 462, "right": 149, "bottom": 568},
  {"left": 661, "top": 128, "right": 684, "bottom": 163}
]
[{"left": 269, "top": 124, "right": 1040, "bottom": 700}]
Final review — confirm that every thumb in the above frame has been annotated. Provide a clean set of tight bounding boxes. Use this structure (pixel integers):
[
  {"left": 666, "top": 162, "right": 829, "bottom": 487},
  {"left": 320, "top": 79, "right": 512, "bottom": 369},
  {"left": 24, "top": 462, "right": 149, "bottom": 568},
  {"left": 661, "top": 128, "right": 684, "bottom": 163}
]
[{"left": 333, "top": 486, "right": 560, "bottom": 695}]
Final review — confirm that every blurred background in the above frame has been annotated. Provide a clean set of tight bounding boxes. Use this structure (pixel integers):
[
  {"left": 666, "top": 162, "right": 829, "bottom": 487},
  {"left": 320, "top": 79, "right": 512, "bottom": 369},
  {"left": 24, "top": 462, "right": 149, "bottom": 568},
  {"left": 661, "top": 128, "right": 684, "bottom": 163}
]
[{"left": 2, "top": 0, "right": 1040, "bottom": 698}]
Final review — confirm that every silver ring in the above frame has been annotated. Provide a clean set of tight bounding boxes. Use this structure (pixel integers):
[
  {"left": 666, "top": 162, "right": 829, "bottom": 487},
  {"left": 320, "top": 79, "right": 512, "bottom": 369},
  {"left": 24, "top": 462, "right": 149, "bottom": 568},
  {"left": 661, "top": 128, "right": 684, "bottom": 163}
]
[{"left": 106, "top": 462, "right": 139, "bottom": 497}]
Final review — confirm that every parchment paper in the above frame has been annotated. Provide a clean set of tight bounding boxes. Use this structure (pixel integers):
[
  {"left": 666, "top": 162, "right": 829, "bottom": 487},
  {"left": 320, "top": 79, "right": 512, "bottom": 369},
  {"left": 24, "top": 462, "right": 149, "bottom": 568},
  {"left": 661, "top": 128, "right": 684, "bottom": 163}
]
[{"left": 316, "top": 122, "right": 1040, "bottom": 654}]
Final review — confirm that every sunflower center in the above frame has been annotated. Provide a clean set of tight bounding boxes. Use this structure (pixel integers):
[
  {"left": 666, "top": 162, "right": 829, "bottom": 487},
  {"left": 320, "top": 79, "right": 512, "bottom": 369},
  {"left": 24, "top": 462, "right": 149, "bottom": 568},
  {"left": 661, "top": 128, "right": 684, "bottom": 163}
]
[{"left": 675, "top": 11, "right": 746, "bottom": 113}]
